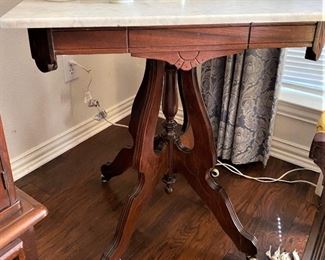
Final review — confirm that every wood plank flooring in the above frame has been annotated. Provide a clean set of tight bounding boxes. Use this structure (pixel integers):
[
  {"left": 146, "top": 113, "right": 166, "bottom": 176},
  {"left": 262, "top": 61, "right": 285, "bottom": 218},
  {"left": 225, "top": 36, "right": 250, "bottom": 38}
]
[{"left": 16, "top": 119, "right": 319, "bottom": 260}]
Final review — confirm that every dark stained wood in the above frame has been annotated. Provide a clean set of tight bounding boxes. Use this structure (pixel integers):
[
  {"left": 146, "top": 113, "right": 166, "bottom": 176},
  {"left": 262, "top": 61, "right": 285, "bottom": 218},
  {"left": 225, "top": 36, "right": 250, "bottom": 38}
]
[
  {"left": 178, "top": 70, "right": 189, "bottom": 134},
  {"left": 15, "top": 122, "right": 319, "bottom": 260},
  {"left": 102, "top": 60, "right": 169, "bottom": 260},
  {"left": 0, "top": 165, "right": 11, "bottom": 212},
  {"left": 176, "top": 69, "right": 257, "bottom": 257},
  {"left": 0, "top": 116, "right": 22, "bottom": 227},
  {"left": 303, "top": 132, "right": 325, "bottom": 260},
  {"left": 303, "top": 194, "right": 325, "bottom": 260},
  {"left": 52, "top": 28, "right": 128, "bottom": 55},
  {"left": 100, "top": 148, "right": 133, "bottom": 183},
  {"left": 132, "top": 49, "right": 245, "bottom": 71},
  {"left": 249, "top": 23, "right": 316, "bottom": 48},
  {"left": 0, "top": 116, "right": 47, "bottom": 259},
  {"left": 0, "top": 117, "right": 17, "bottom": 212},
  {"left": 177, "top": 71, "right": 194, "bottom": 150},
  {"left": 0, "top": 239, "right": 26, "bottom": 260},
  {"left": 24, "top": 20, "right": 324, "bottom": 259},
  {"left": 20, "top": 228, "right": 39, "bottom": 260},
  {"left": 28, "top": 29, "right": 57, "bottom": 73},
  {"left": 102, "top": 62, "right": 256, "bottom": 259},
  {"left": 162, "top": 65, "right": 179, "bottom": 123},
  {"left": 27, "top": 22, "right": 323, "bottom": 73},
  {"left": 128, "top": 26, "right": 249, "bottom": 50},
  {"left": 0, "top": 189, "right": 47, "bottom": 251},
  {"left": 305, "top": 22, "right": 325, "bottom": 61},
  {"left": 310, "top": 132, "right": 325, "bottom": 175},
  {"left": 101, "top": 60, "right": 164, "bottom": 182},
  {"left": 0, "top": 189, "right": 47, "bottom": 260},
  {"left": 160, "top": 64, "right": 179, "bottom": 193},
  {"left": 128, "top": 60, "right": 155, "bottom": 140}
]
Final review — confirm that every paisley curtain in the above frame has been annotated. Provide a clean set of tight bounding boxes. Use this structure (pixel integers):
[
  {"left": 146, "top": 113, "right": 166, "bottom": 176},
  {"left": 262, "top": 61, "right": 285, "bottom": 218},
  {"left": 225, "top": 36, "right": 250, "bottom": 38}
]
[{"left": 201, "top": 49, "right": 281, "bottom": 165}]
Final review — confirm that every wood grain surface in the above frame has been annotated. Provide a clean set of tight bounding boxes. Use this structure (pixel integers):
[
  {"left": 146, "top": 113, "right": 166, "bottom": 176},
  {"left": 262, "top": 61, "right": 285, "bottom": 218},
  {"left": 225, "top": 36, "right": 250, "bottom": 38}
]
[
  {"left": 0, "top": 116, "right": 17, "bottom": 211},
  {"left": 28, "top": 22, "right": 322, "bottom": 72},
  {"left": 16, "top": 117, "right": 319, "bottom": 260}
]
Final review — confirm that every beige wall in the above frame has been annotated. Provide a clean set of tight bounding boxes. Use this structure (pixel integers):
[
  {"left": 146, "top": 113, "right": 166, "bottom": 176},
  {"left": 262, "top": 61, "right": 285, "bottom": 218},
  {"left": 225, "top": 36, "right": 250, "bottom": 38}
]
[
  {"left": 0, "top": 1, "right": 21, "bottom": 16},
  {"left": 0, "top": 26, "right": 144, "bottom": 159}
]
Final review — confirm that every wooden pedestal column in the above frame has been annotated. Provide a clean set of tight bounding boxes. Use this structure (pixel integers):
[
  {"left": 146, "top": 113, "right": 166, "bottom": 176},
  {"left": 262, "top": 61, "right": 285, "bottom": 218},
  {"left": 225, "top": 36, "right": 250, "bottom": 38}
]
[{"left": 101, "top": 60, "right": 257, "bottom": 260}]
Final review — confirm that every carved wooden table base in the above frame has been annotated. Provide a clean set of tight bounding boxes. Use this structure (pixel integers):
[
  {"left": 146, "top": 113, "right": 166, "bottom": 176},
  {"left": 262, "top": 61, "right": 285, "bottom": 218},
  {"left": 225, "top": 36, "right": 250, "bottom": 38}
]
[
  {"left": 101, "top": 60, "right": 257, "bottom": 260},
  {"left": 25, "top": 21, "right": 323, "bottom": 260}
]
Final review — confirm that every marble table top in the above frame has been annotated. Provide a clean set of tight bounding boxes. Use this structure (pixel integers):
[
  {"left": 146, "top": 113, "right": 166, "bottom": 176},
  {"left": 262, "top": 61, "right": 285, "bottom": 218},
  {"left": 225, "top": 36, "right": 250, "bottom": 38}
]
[{"left": 0, "top": 0, "right": 324, "bottom": 28}]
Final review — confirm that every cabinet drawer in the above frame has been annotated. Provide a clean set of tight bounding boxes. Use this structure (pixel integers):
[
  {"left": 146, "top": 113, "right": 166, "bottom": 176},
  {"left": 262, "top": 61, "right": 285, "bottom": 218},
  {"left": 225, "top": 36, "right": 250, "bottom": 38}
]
[
  {"left": 52, "top": 28, "right": 128, "bottom": 54},
  {"left": 129, "top": 26, "right": 250, "bottom": 52},
  {"left": 250, "top": 23, "right": 316, "bottom": 48}
]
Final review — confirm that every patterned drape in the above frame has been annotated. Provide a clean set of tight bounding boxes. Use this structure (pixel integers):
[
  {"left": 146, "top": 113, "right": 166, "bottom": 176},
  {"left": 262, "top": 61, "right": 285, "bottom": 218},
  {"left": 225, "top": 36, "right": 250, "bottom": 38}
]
[{"left": 201, "top": 49, "right": 281, "bottom": 165}]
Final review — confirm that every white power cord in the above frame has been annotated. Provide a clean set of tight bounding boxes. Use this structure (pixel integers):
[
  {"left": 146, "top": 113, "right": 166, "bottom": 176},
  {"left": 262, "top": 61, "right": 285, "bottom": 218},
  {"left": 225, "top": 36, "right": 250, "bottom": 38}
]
[
  {"left": 213, "top": 159, "right": 317, "bottom": 188},
  {"left": 69, "top": 60, "right": 93, "bottom": 92},
  {"left": 69, "top": 60, "right": 128, "bottom": 129},
  {"left": 68, "top": 59, "right": 318, "bottom": 189}
]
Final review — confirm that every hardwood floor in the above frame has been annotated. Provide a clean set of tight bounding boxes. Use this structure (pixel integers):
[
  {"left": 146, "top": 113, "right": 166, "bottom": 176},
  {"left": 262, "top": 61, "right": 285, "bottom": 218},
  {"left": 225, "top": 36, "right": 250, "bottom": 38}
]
[{"left": 16, "top": 119, "right": 319, "bottom": 260}]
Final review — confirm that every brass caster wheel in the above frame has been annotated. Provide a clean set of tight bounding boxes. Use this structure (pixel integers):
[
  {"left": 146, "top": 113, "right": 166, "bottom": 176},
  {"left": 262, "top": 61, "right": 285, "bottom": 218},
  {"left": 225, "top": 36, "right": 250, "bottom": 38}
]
[{"left": 164, "top": 185, "right": 173, "bottom": 194}]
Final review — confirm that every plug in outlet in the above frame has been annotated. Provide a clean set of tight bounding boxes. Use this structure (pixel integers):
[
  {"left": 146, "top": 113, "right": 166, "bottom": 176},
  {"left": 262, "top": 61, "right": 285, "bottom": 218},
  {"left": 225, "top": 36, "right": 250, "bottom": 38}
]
[{"left": 62, "top": 55, "right": 79, "bottom": 83}]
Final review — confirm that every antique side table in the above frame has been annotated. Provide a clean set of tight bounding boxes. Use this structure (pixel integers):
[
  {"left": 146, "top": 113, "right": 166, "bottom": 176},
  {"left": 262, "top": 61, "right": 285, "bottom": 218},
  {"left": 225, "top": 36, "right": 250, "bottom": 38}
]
[{"left": 1, "top": 1, "right": 324, "bottom": 259}]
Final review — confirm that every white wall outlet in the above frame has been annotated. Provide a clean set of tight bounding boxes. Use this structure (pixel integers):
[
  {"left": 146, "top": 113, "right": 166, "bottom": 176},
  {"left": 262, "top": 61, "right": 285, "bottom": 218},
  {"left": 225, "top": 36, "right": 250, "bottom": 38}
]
[{"left": 62, "top": 55, "right": 79, "bottom": 83}]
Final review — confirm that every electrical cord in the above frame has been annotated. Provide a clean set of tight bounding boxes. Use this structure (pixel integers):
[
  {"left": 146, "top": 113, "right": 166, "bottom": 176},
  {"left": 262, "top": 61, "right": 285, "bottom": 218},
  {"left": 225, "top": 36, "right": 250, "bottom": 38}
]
[
  {"left": 69, "top": 59, "right": 128, "bottom": 129},
  {"left": 69, "top": 59, "right": 318, "bottom": 188},
  {"left": 213, "top": 159, "right": 317, "bottom": 187},
  {"left": 69, "top": 60, "right": 93, "bottom": 92},
  {"left": 94, "top": 105, "right": 129, "bottom": 129}
]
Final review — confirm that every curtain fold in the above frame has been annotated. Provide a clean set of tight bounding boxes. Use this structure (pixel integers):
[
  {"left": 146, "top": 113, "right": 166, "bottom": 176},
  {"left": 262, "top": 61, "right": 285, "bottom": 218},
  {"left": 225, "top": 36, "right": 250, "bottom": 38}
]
[{"left": 201, "top": 49, "right": 281, "bottom": 165}]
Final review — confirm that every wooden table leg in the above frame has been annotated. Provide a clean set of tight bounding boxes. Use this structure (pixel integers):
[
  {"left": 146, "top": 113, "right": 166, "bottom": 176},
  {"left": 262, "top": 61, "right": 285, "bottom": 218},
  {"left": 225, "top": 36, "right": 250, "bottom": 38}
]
[
  {"left": 102, "top": 60, "right": 168, "bottom": 260},
  {"left": 101, "top": 60, "right": 156, "bottom": 182},
  {"left": 101, "top": 60, "right": 257, "bottom": 259},
  {"left": 175, "top": 69, "right": 257, "bottom": 258}
]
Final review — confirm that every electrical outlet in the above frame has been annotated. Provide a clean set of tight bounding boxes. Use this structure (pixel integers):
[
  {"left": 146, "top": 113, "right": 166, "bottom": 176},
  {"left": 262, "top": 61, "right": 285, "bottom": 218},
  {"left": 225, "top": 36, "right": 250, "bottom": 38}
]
[{"left": 62, "top": 55, "right": 79, "bottom": 83}]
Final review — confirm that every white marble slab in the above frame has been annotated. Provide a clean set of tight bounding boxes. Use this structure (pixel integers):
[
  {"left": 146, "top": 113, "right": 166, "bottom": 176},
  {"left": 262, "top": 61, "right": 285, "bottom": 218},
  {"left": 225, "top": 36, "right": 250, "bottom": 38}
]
[{"left": 0, "top": 0, "right": 324, "bottom": 28}]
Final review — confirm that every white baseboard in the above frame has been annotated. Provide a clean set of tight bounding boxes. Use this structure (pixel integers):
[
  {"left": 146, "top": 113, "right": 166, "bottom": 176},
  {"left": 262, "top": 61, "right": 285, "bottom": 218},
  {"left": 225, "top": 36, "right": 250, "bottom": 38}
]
[
  {"left": 272, "top": 100, "right": 323, "bottom": 195},
  {"left": 271, "top": 137, "right": 324, "bottom": 196},
  {"left": 270, "top": 137, "right": 320, "bottom": 172},
  {"left": 11, "top": 96, "right": 322, "bottom": 195},
  {"left": 276, "top": 100, "right": 321, "bottom": 125},
  {"left": 271, "top": 100, "right": 321, "bottom": 171},
  {"left": 11, "top": 96, "right": 134, "bottom": 181}
]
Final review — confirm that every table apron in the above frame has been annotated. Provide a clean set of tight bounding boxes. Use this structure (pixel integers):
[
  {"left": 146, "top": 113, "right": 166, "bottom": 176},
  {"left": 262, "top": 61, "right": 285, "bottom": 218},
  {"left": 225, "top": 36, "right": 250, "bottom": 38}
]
[{"left": 28, "top": 22, "right": 324, "bottom": 72}]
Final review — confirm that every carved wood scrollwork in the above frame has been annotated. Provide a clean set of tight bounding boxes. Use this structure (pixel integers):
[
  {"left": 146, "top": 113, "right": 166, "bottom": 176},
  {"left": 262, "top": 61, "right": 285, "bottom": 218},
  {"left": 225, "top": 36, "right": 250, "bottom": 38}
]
[
  {"left": 28, "top": 23, "right": 323, "bottom": 73},
  {"left": 28, "top": 29, "right": 58, "bottom": 73},
  {"left": 305, "top": 22, "right": 325, "bottom": 61},
  {"left": 132, "top": 49, "right": 244, "bottom": 70}
]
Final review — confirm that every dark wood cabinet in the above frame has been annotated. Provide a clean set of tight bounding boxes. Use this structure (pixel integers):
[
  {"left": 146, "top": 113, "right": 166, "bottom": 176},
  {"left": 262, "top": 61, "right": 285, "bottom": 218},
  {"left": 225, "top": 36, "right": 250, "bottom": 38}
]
[
  {"left": 0, "top": 117, "right": 17, "bottom": 212},
  {"left": 0, "top": 116, "right": 47, "bottom": 260},
  {"left": 0, "top": 239, "right": 26, "bottom": 260},
  {"left": 0, "top": 171, "right": 11, "bottom": 212}
]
